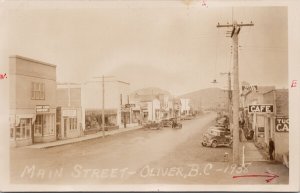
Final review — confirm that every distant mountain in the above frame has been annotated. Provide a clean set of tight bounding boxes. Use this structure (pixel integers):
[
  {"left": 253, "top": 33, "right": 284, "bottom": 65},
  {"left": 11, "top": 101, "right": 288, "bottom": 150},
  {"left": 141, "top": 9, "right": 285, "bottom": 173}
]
[
  {"left": 180, "top": 87, "right": 229, "bottom": 111},
  {"left": 132, "top": 87, "right": 171, "bottom": 96}
]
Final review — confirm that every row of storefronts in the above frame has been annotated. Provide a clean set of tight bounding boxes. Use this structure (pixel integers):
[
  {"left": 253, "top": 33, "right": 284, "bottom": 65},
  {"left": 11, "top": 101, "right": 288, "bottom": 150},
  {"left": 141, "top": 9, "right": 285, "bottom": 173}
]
[
  {"left": 241, "top": 85, "right": 289, "bottom": 162},
  {"left": 9, "top": 55, "right": 193, "bottom": 147}
]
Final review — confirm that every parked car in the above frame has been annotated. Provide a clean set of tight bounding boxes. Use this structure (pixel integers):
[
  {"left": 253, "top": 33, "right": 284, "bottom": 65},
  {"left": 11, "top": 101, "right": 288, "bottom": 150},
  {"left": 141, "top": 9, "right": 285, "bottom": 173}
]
[
  {"left": 202, "top": 129, "right": 232, "bottom": 148},
  {"left": 208, "top": 126, "right": 230, "bottom": 135},
  {"left": 215, "top": 117, "right": 229, "bottom": 129},
  {"left": 170, "top": 118, "right": 182, "bottom": 129},
  {"left": 161, "top": 118, "right": 173, "bottom": 127},
  {"left": 142, "top": 121, "right": 162, "bottom": 130}
]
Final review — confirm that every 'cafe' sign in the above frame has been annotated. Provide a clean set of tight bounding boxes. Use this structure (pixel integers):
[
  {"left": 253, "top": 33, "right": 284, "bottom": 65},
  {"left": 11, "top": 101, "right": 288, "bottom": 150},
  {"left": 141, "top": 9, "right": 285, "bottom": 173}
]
[
  {"left": 275, "top": 117, "right": 289, "bottom": 132},
  {"left": 248, "top": 104, "right": 274, "bottom": 113}
]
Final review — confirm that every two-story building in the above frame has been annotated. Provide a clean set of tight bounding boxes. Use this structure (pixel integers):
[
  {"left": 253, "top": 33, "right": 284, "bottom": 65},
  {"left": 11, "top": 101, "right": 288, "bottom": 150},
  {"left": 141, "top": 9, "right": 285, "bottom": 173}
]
[
  {"left": 241, "top": 84, "right": 289, "bottom": 162},
  {"left": 263, "top": 89, "right": 289, "bottom": 162},
  {"left": 9, "top": 55, "right": 57, "bottom": 147}
]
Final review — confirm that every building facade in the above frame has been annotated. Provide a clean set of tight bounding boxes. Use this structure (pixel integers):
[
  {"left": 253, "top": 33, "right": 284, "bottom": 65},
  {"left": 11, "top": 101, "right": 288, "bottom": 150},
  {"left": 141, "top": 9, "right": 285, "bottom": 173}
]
[
  {"left": 81, "top": 79, "right": 132, "bottom": 133},
  {"left": 263, "top": 89, "right": 289, "bottom": 162},
  {"left": 242, "top": 85, "right": 289, "bottom": 162},
  {"left": 180, "top": 98, "right": 191, "bottom": 116},
  {"left": 56, "top": 83, "right": 82, "bottom": 140},
  {"left": 9, "top": 55, "right": 57, "bottom": 147}
]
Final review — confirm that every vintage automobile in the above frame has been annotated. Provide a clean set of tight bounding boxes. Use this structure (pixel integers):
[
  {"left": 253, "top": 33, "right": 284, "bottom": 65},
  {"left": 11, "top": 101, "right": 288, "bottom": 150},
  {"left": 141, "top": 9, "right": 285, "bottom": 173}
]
[
  {"left": 170, "top": 118, "right": 182, "bottom": 129},
  {"left": 142, "top": 121, "right": 162, "bottom": 130},
  {"left": 207, "top": 126, "right": 231, "bottom": 135},
  {"left": 215, "top": 116, "right": 229, "bottom": 129},
  {"left": 161, "top": 118, "right": 173, "bottom": 127},
  {"left": 202, "top": 129, "right": 232, "bottom": 148}
]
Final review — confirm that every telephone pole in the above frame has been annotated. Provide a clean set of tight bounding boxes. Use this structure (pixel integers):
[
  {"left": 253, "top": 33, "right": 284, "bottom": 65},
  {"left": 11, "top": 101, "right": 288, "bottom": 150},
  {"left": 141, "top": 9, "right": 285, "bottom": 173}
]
[
  {"left": 94, "top": 75, "right": 114, "bottom": 138},
  {"left": 220, "top": 72, "right": 232, "bottom": 124},
  {"left": 217, "top": 20, "right": 254, "bottom": 163}
]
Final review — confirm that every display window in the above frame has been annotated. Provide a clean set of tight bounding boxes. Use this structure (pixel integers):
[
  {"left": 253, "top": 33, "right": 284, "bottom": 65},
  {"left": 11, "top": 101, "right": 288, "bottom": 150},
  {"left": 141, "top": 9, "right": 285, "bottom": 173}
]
[
  {"left": 15, "top": 118, "right": 31, "bottom": 139},
  {"left": 34, "top": 114, "right": 55, "bottom": 136}
]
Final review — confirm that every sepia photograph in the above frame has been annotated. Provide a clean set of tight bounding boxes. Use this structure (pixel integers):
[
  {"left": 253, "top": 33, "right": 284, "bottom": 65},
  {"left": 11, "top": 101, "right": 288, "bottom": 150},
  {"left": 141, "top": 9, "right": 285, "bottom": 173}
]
[{"left": 0, "top": 0, "right": 299, "bottom": 192}]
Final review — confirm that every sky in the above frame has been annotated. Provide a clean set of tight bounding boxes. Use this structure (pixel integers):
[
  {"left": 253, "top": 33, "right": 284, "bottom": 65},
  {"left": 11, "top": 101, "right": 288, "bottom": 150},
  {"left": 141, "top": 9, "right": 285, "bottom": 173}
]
[{"left": 0, "top": 1, "right": 288, "bottom": 96}]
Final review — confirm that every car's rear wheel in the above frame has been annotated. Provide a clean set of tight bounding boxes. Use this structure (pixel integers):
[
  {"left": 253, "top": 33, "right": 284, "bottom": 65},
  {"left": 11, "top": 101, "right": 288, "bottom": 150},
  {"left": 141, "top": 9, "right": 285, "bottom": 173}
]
[{"left": 211, "top": 141, "right": 217, "bottom": 148}]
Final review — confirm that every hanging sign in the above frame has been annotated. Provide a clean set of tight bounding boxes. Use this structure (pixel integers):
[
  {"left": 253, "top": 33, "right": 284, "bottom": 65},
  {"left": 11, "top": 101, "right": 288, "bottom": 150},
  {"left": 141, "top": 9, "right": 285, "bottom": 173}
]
[{"left": 248, "top": 104, "right": 273, "bottom": 113}]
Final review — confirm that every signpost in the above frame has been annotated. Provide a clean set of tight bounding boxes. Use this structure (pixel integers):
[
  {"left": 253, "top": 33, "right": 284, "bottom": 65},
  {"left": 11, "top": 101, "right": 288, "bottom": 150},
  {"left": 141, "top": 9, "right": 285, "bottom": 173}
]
[{"left": 248, "top": 105, "right": 274, "bottom": 113}]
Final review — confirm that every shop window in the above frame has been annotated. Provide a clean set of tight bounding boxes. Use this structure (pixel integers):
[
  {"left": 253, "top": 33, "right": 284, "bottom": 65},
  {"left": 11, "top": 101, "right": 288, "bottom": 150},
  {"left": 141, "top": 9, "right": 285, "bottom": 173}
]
[
  {"left": 70, "top": 118, "right": 77, "bottom": 130},
  {"left": 16, "top": 118, "right": 31, "bottom": 139},
  {"left": 31, "top": 82, "right": 45, "bottom": 100},
  {"left": 107, "top": 115, "right": 117, "bottom": 126},
  {"left": 132, "top": 111, "right": 140, "bottom": 123}
]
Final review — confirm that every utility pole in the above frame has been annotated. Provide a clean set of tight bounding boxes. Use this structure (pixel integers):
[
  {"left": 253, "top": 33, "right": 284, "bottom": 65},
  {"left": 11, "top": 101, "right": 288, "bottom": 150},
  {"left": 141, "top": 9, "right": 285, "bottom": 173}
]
[
  {"left": 94, "top": 75, "right": 114, "bottom": 138},
  {"left": 220, "top": 72, "right": 232, "bottom": 124},
  {"left": 217, "top": 20, "right": 254, "bottom": 164}
]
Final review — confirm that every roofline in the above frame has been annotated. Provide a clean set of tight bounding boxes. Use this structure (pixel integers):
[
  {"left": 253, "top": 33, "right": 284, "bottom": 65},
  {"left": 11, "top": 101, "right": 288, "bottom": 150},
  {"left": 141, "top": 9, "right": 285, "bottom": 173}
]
[
  {"left": 263, "top": 89, "right": 275, "bottom": 95},
  {"left": 83, "top": 79, "right": 130, "bottom": 85},
  {"left": 10, "top": 55, "right": 56, "bottom": 68},
  {"left": 57, "top": 82, "right": 81, "bottom": 85},
  {"left": 117, "top": 80, "right": 130, "bottom": 85}
]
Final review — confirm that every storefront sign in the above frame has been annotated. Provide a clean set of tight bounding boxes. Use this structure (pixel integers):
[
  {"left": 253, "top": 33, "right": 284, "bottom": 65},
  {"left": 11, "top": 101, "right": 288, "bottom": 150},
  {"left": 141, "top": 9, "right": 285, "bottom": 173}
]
[
  {"left": 36, "top": 105, "right": 50, "bottom": 113},
  {"left": 125, "top": 104, "right": 135, "bottom": 108},
  {"left": 242, "top": 85, "right": 257, "bottom": 92},
  {"left": 62, "top": 109, "right": 77, "bottom": 117},
  {"left": 121, "top": 107, "right": 130, "bottom": 112},
  {"left": 275, "top": 117, "right": 289, "bottom": 132},
  {"left": 248, "top": 105, "right": 273, "bottom": 113}
]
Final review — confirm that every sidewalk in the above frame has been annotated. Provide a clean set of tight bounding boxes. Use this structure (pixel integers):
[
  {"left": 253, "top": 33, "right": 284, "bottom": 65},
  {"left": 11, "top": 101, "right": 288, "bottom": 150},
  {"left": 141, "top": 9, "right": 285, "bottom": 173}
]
[
  {"left": 240, "top": 141, "right": 268, "bottom": 162},
  {"left": 25, "top": 125, "right": 143, "bottom": 149}
]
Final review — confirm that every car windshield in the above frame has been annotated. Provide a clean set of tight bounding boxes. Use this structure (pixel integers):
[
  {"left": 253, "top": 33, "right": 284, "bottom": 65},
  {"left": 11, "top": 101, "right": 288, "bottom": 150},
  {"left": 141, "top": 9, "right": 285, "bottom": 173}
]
[{"left": 208, "top": 129, "right": 220, "bottom": 136}]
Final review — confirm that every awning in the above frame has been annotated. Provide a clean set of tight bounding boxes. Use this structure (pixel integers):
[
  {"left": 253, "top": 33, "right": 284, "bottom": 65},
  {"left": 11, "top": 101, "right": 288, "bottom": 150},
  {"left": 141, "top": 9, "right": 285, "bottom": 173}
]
[{"left": 15, "top": 114, "right": 36, "bottom": 125}]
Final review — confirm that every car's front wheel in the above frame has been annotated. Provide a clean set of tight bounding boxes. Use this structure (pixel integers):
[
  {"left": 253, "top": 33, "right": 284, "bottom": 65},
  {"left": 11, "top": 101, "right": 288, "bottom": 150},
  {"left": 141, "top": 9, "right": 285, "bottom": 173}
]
[{"left": 211, "top": 141, "right": 217, "bottom": 148}]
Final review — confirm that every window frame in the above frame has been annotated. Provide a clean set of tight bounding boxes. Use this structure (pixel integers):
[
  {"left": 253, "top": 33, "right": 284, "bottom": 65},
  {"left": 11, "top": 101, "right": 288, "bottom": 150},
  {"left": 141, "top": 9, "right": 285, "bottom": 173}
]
[{"left": 31, "top": 82, "right": 45, "bottom": 100}]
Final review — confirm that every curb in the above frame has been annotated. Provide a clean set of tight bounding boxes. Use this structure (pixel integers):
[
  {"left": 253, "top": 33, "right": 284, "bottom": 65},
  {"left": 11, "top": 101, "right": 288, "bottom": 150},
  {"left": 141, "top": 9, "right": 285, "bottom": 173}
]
[{"left": 25, "top": 126, "right": 143, "bottom": 149}]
